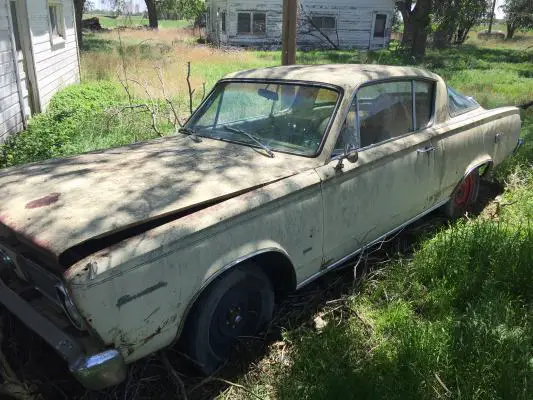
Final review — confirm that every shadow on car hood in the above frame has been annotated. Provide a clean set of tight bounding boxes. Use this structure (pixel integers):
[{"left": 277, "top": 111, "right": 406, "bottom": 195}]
[{"left": 0, "top": 135, "right": 317, "bottom": 262}]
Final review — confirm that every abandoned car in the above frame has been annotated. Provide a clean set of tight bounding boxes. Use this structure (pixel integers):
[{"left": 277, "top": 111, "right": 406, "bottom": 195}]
[{"left": 0, "top": 65, "right": 522, "bottom": 389}]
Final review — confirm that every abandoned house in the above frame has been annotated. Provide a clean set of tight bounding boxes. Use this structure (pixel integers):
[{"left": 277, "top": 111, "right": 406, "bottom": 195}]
[
  {"left": 0, "top": 0, "right": 80, "bottom": 140},
  {"left": 206, "top": 0, "right": 395, "bottom": 50}
]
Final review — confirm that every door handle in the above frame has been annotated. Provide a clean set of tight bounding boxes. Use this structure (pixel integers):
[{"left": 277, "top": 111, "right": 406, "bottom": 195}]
[{"left": 417, "top": 145, "right": 436, "bottom": 153}]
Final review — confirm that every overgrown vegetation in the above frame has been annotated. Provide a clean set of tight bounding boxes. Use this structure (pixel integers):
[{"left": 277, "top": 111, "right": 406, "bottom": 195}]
[{"left": 0, "top": 82, "right": 166, "bottom": 168}]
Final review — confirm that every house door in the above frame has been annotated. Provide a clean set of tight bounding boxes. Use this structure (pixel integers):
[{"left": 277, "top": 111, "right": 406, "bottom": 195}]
[
  {"left": 8, "top": 0, "right": 34, "bottom": 120},
  {"left": 369, "top": 12, "right": 390, "bottom": 49}
]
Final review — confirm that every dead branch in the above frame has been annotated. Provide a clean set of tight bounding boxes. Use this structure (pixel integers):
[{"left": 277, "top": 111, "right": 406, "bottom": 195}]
[
  {"left": 155, "top": 66, "right": 183, "bottom": 129},
  {"left": 298, "top": 4, "right": 340, "bottom": 50},
  {"left": 0, "top": 318, "right": 34, "bottom": 400},
  {"left": 160, "top": 352, "right": 188, "bottom": 400},
  {"left": 189, "top": 376, "right": 265, "bottom": 400},
  {"left": 124, "top": 77, "right": 163, "bottom": 137},
  {"left": 186, "top": 62, "right": 195, "bottom": 115}
]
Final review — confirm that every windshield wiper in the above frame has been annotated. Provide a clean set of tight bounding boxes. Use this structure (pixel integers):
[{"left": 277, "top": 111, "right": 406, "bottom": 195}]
[
  {"left": 178, "top": 127, "right": 201, "bottom": 142},
  {"left": 223, "top": 125, "right": 274, "bottom": 158}
]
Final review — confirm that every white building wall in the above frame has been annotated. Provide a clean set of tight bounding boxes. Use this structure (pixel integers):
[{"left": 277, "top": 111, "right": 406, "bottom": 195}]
[
  {"left": 207, "top": 0, "right": 395, "bottom": 50},
  {"left": 28, "top": 0, "right": 80, "bottom": 111},
  {"left": 0, "top": 0, "right": 24, "bottom": 141}
]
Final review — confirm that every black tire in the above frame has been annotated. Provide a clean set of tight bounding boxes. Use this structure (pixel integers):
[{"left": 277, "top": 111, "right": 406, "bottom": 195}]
[
  {"left": 443, "top": 169, "right": 480, "bottom": 218},
  {"left": 182, "top": 263, "right": 274, "bottom": 375}
]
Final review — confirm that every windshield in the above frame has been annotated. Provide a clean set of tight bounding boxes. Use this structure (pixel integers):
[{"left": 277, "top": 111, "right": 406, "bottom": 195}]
[{"left": 185, "top": 81, "right": 341, "bottom": 156}]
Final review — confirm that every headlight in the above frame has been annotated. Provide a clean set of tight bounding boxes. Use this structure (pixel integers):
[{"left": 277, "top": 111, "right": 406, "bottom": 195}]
[{"left": 56, "top": 285, "right": 86, "bottom": 331}]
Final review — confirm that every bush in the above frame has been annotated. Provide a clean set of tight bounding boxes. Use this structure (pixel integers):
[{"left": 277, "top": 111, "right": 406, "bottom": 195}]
[{"left": 1, "top": 82, "right": 126, "bottom": 168}]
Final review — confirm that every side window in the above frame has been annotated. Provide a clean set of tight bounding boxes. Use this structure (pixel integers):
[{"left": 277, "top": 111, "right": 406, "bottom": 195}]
[
  {"left": 448, "top": 86, "right": 479, "bottom": 116},
  {"left": 414, "top": 80, "right": 435, "bottom": 129},
  {"left": 334, "top": 99, "right": 359, "bottom": 153},
  {"left": 358, "top": 81, "right": 413, "bottom": 148}
]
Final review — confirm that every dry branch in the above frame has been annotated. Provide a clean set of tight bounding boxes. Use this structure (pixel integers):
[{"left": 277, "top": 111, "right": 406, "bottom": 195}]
[
  {"left": 160, "top": 352, "right": 188, "bottom": 400},
  {"left": 186, "top": 62, "right": 195, "bottom": 115},
  {"left": 0, "top": 318, "right": 34, "bottom": 400}
]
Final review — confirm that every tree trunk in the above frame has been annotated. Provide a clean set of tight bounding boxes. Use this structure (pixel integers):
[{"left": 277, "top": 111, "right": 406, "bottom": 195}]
[
  {"left": 73, "top": 0, "right": 85, "bottom": 48},
  {"left": 507, "top": 23, "right": 516, "bottom": 39},
  {"left": 145, "top": 0, "right": 159, "bottom": 29},
  {"left": 410, "top": 0, "right": 432, "bottom": 59},
  {"left": 398, "top": 0, "right": 431, "bottom": 58}
]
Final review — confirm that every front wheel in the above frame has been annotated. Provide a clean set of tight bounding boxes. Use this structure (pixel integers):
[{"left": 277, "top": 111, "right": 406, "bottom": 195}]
[
  {"left": 182, "top": 264, "right": 274, "bottom": 375},
  {"left": 443, "top": 169, "right": 480, "bottom": 218}
]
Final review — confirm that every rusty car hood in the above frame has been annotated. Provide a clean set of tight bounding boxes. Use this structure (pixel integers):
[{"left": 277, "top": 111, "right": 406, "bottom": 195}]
[{"left": 0, "top": 135, "right": 317, "bottom": 261}]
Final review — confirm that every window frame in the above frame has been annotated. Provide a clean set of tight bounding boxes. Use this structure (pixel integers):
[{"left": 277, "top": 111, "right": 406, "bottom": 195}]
[
  {"left": 184, "top": 78, "right": 345, "bottom": 159},
  {"left": 333, "top": 77, "right": 437, "bottom": 156},
  {"left": 9, "top": 1, "right": 22, "bottom": 52},
  {"left": 373, "top": 13, "right": 388, "bottom": 38},
  {"left": 48, "top": 1, "right": 66, "bottom": 46},
  {"left": 310, "top": 15, "right": 337, "bottom": 31},
  {"left": 237, "top": 11, "right": 267, "bottom": 36}
]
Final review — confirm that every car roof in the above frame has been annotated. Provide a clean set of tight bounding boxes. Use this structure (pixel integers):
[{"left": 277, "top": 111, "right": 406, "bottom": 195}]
[{"left": 223, "top": 64, "right": 440, "bottom": 91}]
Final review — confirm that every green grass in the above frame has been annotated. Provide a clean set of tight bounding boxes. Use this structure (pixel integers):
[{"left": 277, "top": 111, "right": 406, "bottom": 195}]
[{"left": 85, "top": 14, "right": 191, "bottom": 29}]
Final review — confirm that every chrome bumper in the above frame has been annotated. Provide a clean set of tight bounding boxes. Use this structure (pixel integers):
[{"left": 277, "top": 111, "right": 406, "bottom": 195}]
[{"left": 0, "top": 276, "right": 126, "bottom": 389}]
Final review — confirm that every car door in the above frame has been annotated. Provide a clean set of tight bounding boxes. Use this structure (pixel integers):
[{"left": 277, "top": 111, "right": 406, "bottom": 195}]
[{"left": 315, "top": 79, "right": 441, "bottom": 266}]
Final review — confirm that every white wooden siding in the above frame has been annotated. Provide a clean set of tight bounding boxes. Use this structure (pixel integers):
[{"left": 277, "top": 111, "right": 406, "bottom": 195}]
[
  {"left": 28, "top": 0, "right": 80, "bottom": 112},
  {"left": 208, "top": 0, "right": 395, "bottom": 50},
  {"left": 0, "top": 0, "right": 23, "bottom": 141}
]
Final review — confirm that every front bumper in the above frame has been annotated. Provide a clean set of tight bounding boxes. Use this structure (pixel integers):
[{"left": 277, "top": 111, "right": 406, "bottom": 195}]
[{"left": 0, "top": 276, "right": 127, "bottom": 389}]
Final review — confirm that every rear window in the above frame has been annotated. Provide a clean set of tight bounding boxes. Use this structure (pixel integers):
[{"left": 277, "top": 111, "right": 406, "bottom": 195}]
[{"left": 448, "top": 87, "right": 479, "bottom": 117}]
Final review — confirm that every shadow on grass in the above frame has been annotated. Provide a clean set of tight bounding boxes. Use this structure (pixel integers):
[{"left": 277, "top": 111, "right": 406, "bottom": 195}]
[{"left": 81, "top": 33, "right": 115, "bottom": 52}]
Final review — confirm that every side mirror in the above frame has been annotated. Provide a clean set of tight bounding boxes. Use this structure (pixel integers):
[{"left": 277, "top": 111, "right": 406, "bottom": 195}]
[
  {"left": 345, "top": 145, "right": 359, "bottom": 163},
  {"left": 335, "top": 144, "right": 359, "bottom": 171}
]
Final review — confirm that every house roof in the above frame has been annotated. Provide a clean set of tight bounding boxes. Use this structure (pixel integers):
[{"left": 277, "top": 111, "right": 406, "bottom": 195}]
[{"left": 224, "top": 64, "right": 440, "bottom": 91}]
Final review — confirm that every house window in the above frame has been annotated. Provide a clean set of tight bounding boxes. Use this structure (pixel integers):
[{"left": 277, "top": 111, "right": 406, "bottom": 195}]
[
  {"left": 311, "top": 16, "right": 336, "bottom": 30},
  {"left": 221, "top": 11, "right": 226, "bottom": 33},
  {"left": 48, "top": 2, "right": 65, "bottom": 43},
  {"left": 237, "top": 12, "right": 266, "bottom": 35},
  {"left": 9, "top": 1, "right": 21, "bottom": 51},
  {"left": 373, "top": 14, "right": 387, "bottom": 38}
]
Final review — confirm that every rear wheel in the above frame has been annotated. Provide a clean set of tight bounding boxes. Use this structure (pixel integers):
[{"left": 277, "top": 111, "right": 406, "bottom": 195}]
[
  {"left": 444, "top": 169, "right": 480, "bottom": 218},
  {"left": 183, "top": 264, "right": 274, "bottom": 375}
]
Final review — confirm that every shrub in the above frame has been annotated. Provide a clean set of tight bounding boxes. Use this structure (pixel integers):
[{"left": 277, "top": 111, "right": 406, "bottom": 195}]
[{"left": 0, "top": 82, "right": 124, "bottom": 168}]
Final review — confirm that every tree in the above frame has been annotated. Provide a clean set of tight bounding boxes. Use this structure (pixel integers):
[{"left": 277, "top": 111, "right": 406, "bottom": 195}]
[
  {"left": 503, "top": 0, "right": 533, "bottom": 39},
  {"left": 73, "top": 0, "right": 86, "bottom": 47},
  {"left": 396, "top": 0, "right": 433, "bottom": 59},
  {"left": 433, "top": 0, "right": 490, "bottom": 48},
  {"left": 157, "top": 0, "right": 206, "bottom": 20},
  {"left": 145, "top": 0, "right": 159, "bottom": 29}
]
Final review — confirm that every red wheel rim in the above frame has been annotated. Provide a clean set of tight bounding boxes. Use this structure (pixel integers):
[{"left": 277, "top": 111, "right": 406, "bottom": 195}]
[{"left": 455, "top": 174, "right": 474, "bottom": 206}]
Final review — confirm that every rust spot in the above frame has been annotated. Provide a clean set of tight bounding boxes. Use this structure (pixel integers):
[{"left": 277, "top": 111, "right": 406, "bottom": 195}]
[{"left": 25, "top": 193, "right": 61, "bottom": 209}]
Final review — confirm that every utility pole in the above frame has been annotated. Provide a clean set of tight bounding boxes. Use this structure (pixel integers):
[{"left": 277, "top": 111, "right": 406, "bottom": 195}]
[
  {"left": 282, "top": 0, "right": 297, "bottom": 65},
  {"left": 488, "top": 0, "right": 497, "bottom": 34}
]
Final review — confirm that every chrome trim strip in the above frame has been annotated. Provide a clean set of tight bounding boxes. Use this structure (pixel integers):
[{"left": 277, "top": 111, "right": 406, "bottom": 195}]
[{"left": 296, "top": 199, "right": 449, "bottom": 289}]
